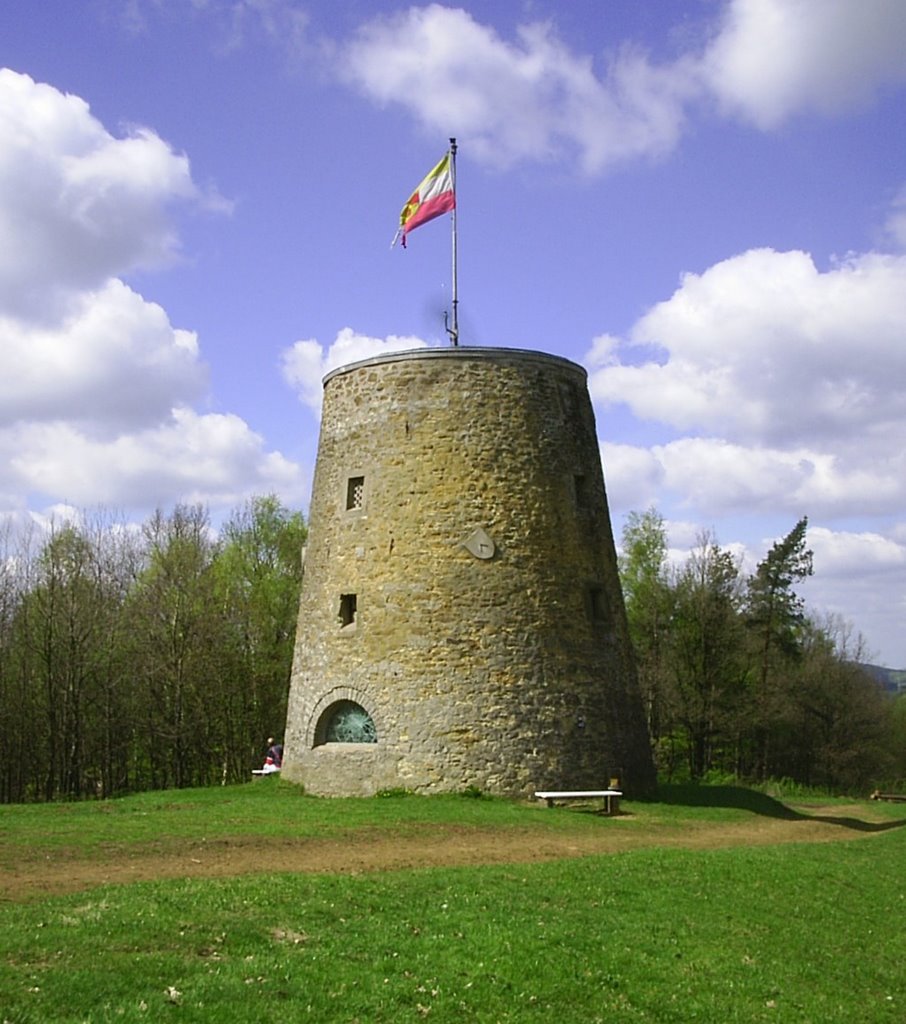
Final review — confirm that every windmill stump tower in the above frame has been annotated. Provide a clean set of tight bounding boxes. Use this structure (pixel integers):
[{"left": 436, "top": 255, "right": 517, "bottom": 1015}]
[{"left": 282, "top": 347, "right": 654, "bottom": 797}]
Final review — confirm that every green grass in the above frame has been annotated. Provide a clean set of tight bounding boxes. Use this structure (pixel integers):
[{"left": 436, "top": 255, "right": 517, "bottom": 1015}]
[
  {"left": 3, "top": 779, "right": 882, "bottom": 857},
  {"left": 1, "top": 784, "right": 905, "bottom": 1023},
  {"left": 0, "top": 782, "right": 613, "bottom": 861}
]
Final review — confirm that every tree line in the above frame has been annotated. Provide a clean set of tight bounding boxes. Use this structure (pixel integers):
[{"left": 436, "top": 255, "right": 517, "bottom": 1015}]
[
  {"left": 2, "top": 496, "right": 901, "bottom": 802},
  {"left": 619, "top": 510, "right": 905, "bottom": 792},
  {"left": 0, "top": 497, "right": 306, "bottom": 802}
]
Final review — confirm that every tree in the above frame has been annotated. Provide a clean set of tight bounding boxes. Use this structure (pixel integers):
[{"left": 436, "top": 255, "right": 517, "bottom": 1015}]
[
  {"left": 744, "top": 517, "right": 814, "bottom": 778},
  {"left": 889, "top": 695, "right": 906, "bottom": 787},
  {"left": 87, "top": 515, "right": 145, "bottom": 797},
  {"left": 786, "top": 622, "right": 894, "bottom": 790},
  {"left": 0, "top": 496, "right": 307, "bottom": 803},
  {"left": 0, "top": 519, "right": 33, "bottom": 801},
  {"left": 5, "top": 496, "right": 898, "bottom": 800},
  {"left": 212, "top": 495, "right": 306, "bottom": 778},
  {"left": 123, "top": 505, "right": 226, "bottom": 789},
  {"left": 619, "top": 508, "right": 673, "bottom": 756},
  {"left": 669, "top": 531, "right": 746, "bottom": 779},
  {"left": 5, "top": 513, "right": 139, "bottom": 799}
]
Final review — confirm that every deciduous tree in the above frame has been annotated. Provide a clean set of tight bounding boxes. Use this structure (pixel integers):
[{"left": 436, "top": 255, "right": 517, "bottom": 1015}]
[{"left": 619, "top": 508, "right": 673, "bottom": 755}]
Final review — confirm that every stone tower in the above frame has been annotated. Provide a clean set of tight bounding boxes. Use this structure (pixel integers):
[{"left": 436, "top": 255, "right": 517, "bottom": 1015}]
[{"left": 282, "top": 347, "right": 654, "bottom": 797}]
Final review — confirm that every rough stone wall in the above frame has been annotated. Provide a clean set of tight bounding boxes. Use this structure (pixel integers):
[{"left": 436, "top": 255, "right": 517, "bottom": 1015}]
[{"left": 282, "top": 347, "right": 655, "bottom": 797}]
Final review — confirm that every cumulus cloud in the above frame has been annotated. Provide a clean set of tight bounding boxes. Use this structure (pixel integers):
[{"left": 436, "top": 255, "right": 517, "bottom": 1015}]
[
  {"left": 702, "top": 0, "right": 906, "bottom": 129},
  {"left": 593, "top": 237, "right": 906, "bottom": 662},
  {"left": 0, "top": 279, "right": 205, "bottom": 431},
  {"left": 588, "top": 246, "right": 906, "bottom": 527},
  {"left": 0, "top": 69, "right": 197, "bottom": 320},
  {"left": 339, "top": 5, "right": 695, "bottom": 173},
  {"left": 337, "top": 1, "right": 906, "bottom": 173},
  {"left": 608, "top": 438, "right": 903, "bottom": 520},
  {"left": 2, "top": 408, "right": 302, "bottom": 509},
  {"left": 802, "top": 525, "right": 906, "bottom": 662},
  {"left": 600, "top": 441, "right": 665, "bottom": 513},
  {"left": 281, "top": 326, "right": 429, "bottom": 414},
  {"left": 589, "top": 248, "right": 906, "bottom": 449},
  {"left": 0, "top": 70, "right": 301, "bottom": 515},
  {"left": 809, "top": 525, "right": 906, "bottom": 578}
]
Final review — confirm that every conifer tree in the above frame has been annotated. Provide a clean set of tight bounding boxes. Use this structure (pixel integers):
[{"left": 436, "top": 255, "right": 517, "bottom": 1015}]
[{"left": 745, "top": 516, "right": 814, "bottom": 777}]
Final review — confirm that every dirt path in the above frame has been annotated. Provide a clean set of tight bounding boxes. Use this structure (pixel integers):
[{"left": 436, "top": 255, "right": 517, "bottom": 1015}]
[{"left": 4, "top": 802, "right": 902, "bottom": 901}]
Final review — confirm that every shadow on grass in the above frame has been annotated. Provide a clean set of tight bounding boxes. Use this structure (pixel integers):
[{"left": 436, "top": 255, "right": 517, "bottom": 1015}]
[{"left": 652, "top": 784, "right": 906, "bottom": 833}]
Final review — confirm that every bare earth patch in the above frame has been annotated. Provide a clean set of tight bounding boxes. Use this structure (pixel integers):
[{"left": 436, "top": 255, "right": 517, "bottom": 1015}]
[{"left": 3, "top": 801, "right": 902, "bottom": 901}]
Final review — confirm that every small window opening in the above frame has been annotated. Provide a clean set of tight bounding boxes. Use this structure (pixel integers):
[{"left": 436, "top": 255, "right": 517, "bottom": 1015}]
[
  {"left": 339, "top": 593, "right": 357, "bottom": 627},
  {"left": 586, "top": 585, "right": 607, "bottom": 622},
  {"left": 346, "top": 475, "right": 365, "bottom": 510},
  {"left": 574, "top": 474, "right": 588, "bottom": 508}
]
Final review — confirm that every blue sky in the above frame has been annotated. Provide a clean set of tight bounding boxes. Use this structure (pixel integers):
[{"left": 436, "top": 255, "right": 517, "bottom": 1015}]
[{"left": 2, "top": 0, "right": 905, "bottom": 666}]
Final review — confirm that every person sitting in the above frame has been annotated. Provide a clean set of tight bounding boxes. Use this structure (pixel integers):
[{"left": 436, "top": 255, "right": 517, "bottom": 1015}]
[
  {"left": 266, "top": 737, "right": 283, "bottom": 768},
  {"left": 252, "top": 737, "right": 283, "bottom": 775}
]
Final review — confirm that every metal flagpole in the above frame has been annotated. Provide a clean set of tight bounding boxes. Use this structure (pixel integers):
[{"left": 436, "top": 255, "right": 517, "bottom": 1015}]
[{"left": 449, "top": 137, "right": 459, "bottom": 346}]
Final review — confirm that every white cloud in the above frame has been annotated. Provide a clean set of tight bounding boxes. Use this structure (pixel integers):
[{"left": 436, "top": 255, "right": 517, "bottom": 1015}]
[
  {"left": 114, "top": 3, "right": 906, "bottom": 182},
  {"left": 590, "top": 248, "right": 906, "bottom": 450},
  {"left": 702, "top": 0, "right": 906, "bottom": 129},
  {"left": 0, "top": 279, "right": 205, "bottom": 432},
  {"left": 600, "top": 441, "right": 665, "bottom": 514},
  {"left": 809, "top": 525, "right": 906, "bottom": 578},
  {"left": 214, "top": 0, "right": 311, "bottom": 55},
  {"left": 588, "top": 247, "right": 906, "bottom": 525},
  {"left": 802, "top": 525, "right": 906, "bottom": 663},
  {"left": 281, "top": 327, "right": 429, "bottom": 414},
  {"left": 2, "top": 408, "right": 302, "bottom": 509},
  {"left": 0, "top": 69, "right": 302, "bottom": 515},
  {"left": 604, "top": 437, "right": 898, "bottom": 520},
  {"left": 590, "top": 242, "right": 906, "bottom": 663},
  {"left": 662, "top": 439, "right": 902, "bottom": 518},
  {"left": 0, "top": 69, "right": 197, "bottom": 321},
  {"left": 659, "top": 439, "right": 806, "bottom": 514},
  {"left": 340, "top": 5, "right": 694, "bottom": 173},
  {"left": 337, "top": 2, "right": 906, "bottom": 174}
]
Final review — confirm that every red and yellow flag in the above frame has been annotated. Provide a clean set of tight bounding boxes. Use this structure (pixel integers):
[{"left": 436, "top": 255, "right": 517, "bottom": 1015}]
[{"left": 394, "top": 152, "right": 455, "bottom": 248}]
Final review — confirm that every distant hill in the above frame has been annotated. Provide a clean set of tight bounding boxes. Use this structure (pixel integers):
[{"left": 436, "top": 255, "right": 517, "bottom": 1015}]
[{"left": 859, "top": 663, "right": 906, "bottom": 695}]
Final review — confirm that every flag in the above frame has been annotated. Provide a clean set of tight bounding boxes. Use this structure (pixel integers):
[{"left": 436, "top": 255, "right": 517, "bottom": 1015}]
[{"left": 393, "top": 151, "right": 455, "bottom": 248}]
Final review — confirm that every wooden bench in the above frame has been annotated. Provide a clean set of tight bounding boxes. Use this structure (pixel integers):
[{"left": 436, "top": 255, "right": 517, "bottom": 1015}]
[
  {"left": 535, "top": 789, "right": 622, "bottom": 814},
  {"left": 871, "top": 790, "right": 906, "bottom": 803}
]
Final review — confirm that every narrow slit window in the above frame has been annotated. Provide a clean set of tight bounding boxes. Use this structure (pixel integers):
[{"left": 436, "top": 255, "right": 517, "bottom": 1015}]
[
  {"left": 574, "top": 474, "right": 588, "bottom": 508},
  {"left": 586, "top": 585, "right": 607, "bottom": 622},
  {"left": 339, "top": 593, "right": 357, "bottom": 627},
  {"left": 346, "top": 475, "right": 365, "bottom": 510}
]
